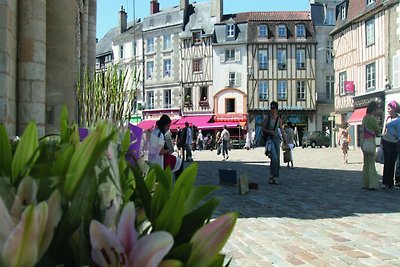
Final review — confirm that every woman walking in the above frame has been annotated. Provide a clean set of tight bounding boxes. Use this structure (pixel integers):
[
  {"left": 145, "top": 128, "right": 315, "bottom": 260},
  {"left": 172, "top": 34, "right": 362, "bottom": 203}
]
[
  {"left": 262, "top": 101, "right": 287, "bottom": 185},
  {"left": 285, "top": 121, "right": 295, "bottom": 169},
  {"left": 361, "top": 102, "right": 381, "bottom": 190},
  {"left": 338, "top": 126, "right": 350, "bottom": 164},
  {"left": 381, "top": 101, "right": 400, "bottom": 189},
  {"left": 148, "top": 115, "right": 183, "bottom": 177}
]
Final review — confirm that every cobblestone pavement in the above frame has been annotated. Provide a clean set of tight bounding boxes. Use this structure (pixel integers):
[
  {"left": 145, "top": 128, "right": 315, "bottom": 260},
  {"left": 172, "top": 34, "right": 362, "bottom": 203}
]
[{"left": 186, "top": 147, "right": 400, "bottom": 266}]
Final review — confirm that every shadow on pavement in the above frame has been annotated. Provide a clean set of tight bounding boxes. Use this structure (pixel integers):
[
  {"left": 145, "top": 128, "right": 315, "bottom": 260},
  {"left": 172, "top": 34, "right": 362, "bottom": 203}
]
[{"left": 192, "top": 160, "right": 400, "bottom": 220}]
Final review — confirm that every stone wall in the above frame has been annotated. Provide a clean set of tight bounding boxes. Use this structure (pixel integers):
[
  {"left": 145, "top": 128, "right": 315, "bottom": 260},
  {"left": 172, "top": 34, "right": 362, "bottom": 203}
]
[{"left": 0, "top": 0, "right": 17, "bottom": 136}]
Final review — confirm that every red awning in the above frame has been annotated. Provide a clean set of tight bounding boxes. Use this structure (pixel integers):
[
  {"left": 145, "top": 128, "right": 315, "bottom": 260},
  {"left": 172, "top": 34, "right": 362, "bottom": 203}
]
[
  {"left": 347, "top": 108, "right": 367, "bottom": 124},
  {"left": 137, "top": 120, "right": 157, "bottom": 131},
  {"left": 174, "top": 115, "right": 213, "bottom": 128},
  {"left": 197, "top": 121, "right": 240, "bottom": 130}
]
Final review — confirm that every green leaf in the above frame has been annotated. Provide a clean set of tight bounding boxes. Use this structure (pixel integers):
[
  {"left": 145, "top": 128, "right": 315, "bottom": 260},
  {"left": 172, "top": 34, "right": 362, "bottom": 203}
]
[
  {"left": 133, "top": 167, "right": 153, "bottom": 221},
  {"left": 60, "top": 106, "right": 69, "bottom": 143},
  {"left": 175, "top": 198, "right": 220, "bottom": 245},
  {"left": 154, "top": 186, "right": 185, "bottom": 236},
  {"left": 120, "top": 129, "right": 131, "bottom": 155},
  {"left": 0, "top": 124, "right": 12, "bottom": 177},
  {"left": 0, "top": 177, "right": 15, "bottom": 210},
  {"left": 53, "top": 144, "right": 75, "bottom": 177},
  {"left": 172, "top": 163, "right": 197, "bottom": 201},
  {"left": 184, "top": 185, "right": 219, "bottom": 215},
  {"left": 159, "top": 260, "right": 185, "bottom": 267},
  {"left": 167, "top": 243, "right": 192, "bottom": 263},
  {"left": 208, "top": 254, "right": 226, "bottom": 267},
  {"left": 11, "top": 122, "right": 40, "bottom": 184},
  {"left": 150, "top": 170, "right": 171, "bottom": 220}
]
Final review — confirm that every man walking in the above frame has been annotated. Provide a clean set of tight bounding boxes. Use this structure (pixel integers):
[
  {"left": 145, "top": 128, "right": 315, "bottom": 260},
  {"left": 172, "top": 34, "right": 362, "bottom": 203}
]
[
  {"left": 183, "top": 122, "right": 193, "bottom": 162},
  {"left": 197, "top": 130, "right": 204, "bottom": 151},
  {"left": 251, "top": 129, "right": 256, "bottom": 149},
  {"left": 219, "top": 125, "right": 230, "bottom": 160}
]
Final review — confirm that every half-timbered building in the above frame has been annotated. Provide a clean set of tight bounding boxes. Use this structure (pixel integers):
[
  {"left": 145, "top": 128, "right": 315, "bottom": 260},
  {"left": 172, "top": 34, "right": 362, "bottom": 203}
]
[
  {"left": 331, "top": 0, "right": 398, "bottom": 147},
  {"left": 245, "top": 12, "right": 317, "bottom": 144}
]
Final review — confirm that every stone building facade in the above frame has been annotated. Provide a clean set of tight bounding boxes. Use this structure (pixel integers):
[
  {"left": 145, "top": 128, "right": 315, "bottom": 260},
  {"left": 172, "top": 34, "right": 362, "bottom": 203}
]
[{"left": 0, "top": 0, "right": 96, "bottom": 137}]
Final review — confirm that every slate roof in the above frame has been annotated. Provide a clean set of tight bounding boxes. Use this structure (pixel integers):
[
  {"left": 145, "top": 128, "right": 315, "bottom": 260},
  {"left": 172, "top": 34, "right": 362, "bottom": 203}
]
[
  {"left": 96, "top": 26, "right": 120, "bottom": 56},
  {"left": 220, "top": 11, "right": 312, "bottom": 23},
  {"left": 181, "top": 2, "right": 217, "bottom": 38},
  {"left": 112, "top": 22, "right": 142, "bottom": 45},
  {"left": 142, "top": 5, "right": 183, "bottom": 32}
]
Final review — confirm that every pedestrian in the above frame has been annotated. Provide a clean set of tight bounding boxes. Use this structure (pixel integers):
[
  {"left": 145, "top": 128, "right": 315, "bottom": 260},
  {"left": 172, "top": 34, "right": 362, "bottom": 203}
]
[
  {"left": 215, "top": 131, "right": 221, "bottom": 150},
  {"left": 176, "top": 126, "right": 183, "bottom": 158},
  {"left": 164, "top": 129, "right": 174, "bottom": 153},
  {"left": 381, "top": 101, "right": 400, "bottom": 189},
  {"left": 293, "top": 124, "right": 299, "bottom": 147},
  {"left": 285, "top": 121, "right": 295, "bottom": 169},
  {"left": 387, "top": 103, "right": 400, "bottom": 187},
  {"left": 361, "top": 101, "right": 381, "bottom": 190},
  {"left": 262, "top": 101, "right": 287, "bottom": 185},
  {"left": 338, "top": 126, "right": 350, "bottom": 164},
  {"left": 244, "top": 130, "right": 251, "bottom": 150},
  {"left": 251, "top": 129, "right": 256, "bottom": 148},
  {"left": 183, "top": 122, "right": 193, "bottom": 162},
  {"left": 219, "top": 126, "right": 230, "bottom": 160},
  {"left": 197, "top": 130, "right": 204, "bottom": 151},
  {"left": 148, "top": 115, "right": 183, "bottom": 177}
]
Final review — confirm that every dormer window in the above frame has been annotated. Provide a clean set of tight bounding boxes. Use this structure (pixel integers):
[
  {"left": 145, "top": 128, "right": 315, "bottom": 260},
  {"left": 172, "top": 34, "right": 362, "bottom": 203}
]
[
  {"left": 277, "top": 25, "right": 287, "bottom": 38},
  {"left": 367, "top": 0, "right": 375, "bottom": 5},
  {"left": 192, "top": 31, "right": 202, "bottom": 45},
  {"left": 258, "top": 24, "right": 268, "bottom": 38},
  {"left": 226, "top": 24, "right": 235, "bottom": 38},
  {"left": 296, "top": 24, "right": 306, "bottom": 38},
  {"left": 341, "top": 5, "right": 346, "bottom": 20}
]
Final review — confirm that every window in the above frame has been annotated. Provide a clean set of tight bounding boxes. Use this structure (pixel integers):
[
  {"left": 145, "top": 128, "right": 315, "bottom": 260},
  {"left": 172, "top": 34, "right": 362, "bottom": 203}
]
[
  {"left": 163, "top": 59, "right": 171, "bottom": 77},
  {"left": 193, "top": 59, "right": 202, "bottom": 72},
  {"left": 163, "top": 34, "right": 171, "bottom": 50},
  {"left": 225, "top": 49, "right": 235, "bottom": 61},
  {"left": 326, "top": 41, "right": 334, "bottom": 64},
  {"left": 393, "top": 55, "right": 400, "bottom": 88},
  {"left": 226, "top": 98, "right": 235, "bottom": 113},
  {"left": 366, "top": 63, "right": 376, "bottom": 90},
  {"left": 200, "top": 86, "right": 208, "bottom": 101},
  {"left": 365, "top": 19, "right": 375, "bottom": 46},
  {"left": 258, "top": 50, "right": 268, "bottom": 69},
  {"left": 296, "top": 49, "right": 306, "bottom": 69},
  {"left": 120, "top": 45, "right": 124, "bottom": 59},
  {"left": 147, "top": 91, "right": 154, "bottom": 110},
  {"left": 325, "top": 8, "right": 335, "bottom": 25},
  {"left": 184, "top": 88, "right": 192, "bottom": 103},
  {"left": 192, "top": 31, "right": 202, "bottom": 45},
  {"left": 367, "top": 0, "right": 375, "bottom": 5},
  {"left": 132, "top": 41, "right": 137, "bottom": 56},
  {"left": 297, "top": 81, "right": 306, "bottom": 100},
  {"left": 258, "top": 24, "right": 268, "bottom": 38},
  {"left": 278, "top": 49, "right": 287, "bottom": 69},
  {"left": 278, "top": 80, "right": 287, "bottom": 100},
  {"left": 164, "top": 90, "right": 172, "bottom": 108},
  {"left": 326, "top": 76, "right": 334, "bottom": 99},
  {"left": 296, "top": 24, "right": 306, "bottom": 38},
  {"left": 341, "top": 5, "right": 346, "bottom": 20},
  {"left": 339, "top": 71, "right": 347, "bottom": 95},
  {"left": 277, "top": 25, "right": 287, "bottom": 38},
  {"left": 259, "top": 80, "right": 268, "bottom": 100},
  {"left": 146, "top": 38, "right": 154, "bottom": 53},
  {"left": 226, "top": 24, "right": 235, "bottom": 38},
  {"left": 146, "top": 61, "right": 154, "bottom": 79},
  {"left": 228, "top": 72, "right": 236, "bottom": 87}
]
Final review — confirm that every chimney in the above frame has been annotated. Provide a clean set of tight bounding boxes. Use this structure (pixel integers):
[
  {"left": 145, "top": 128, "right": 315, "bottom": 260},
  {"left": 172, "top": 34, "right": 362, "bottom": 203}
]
[
  {"left": 180, "top": 0, "right": 189, "bottom": 10},
  {"left": 119, "top": 6, "right": 127, "bottom": 33},
  {"left": 150, "top": 0, "right": 160, "bottom": 15},
  {"left": 211, "top": 0, "right": 223, "bottom": 22}
]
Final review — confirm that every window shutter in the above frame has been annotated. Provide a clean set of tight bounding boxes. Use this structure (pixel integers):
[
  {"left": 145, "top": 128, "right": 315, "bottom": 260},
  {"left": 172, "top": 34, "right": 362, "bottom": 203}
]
[
  {"left": 393, "top": 55, "right": 400, "bottom": 88},
  {"left": 235, "top": 49, "right": 241, "bottom": 62},
  {"left": 225, "top": 72, "right": 230, "bottom": 87},
  {"left": 220, "top": 51, "right": 225, "bottom": 63},
  {"left": 235, "top": 73, "right": 242, "bottom": 87}
]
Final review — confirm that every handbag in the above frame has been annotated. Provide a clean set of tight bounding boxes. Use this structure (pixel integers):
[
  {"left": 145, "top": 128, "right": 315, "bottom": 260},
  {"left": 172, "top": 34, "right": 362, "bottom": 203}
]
[
  {"left": 283, "top": 150, "right": 291, "bottom": 163},
  {"left": 375, "top": 145, "right": 384, "bottom": 164},
  {"left": 264, "top": 140, "right": 272, "bottom": 157},
  {"left": 361, "top": 138, "right": 375, "bottom": 154}
]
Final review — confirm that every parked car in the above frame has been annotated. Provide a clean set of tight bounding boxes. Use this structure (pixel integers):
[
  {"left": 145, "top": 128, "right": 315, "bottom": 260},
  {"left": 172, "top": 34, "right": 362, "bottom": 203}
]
[{"left": 302, "top": 131, "right": 331, "bottom": 148}]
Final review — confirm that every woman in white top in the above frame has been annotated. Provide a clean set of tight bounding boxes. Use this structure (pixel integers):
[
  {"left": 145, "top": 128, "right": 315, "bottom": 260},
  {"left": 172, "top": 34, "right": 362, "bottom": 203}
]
[{"left": 148, "top": 115, "right": 183, "bottom": 175}]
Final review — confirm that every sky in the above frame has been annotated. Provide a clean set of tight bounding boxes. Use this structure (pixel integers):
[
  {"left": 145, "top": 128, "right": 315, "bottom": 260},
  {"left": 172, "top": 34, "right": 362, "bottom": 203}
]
[{"left": 97, "top": 0, "right": 310, "bottom": 39}]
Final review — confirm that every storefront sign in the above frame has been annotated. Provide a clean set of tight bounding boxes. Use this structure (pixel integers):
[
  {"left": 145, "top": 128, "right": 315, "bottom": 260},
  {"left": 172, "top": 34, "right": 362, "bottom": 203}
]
[
  {"left": 345, "top": 81, "right": 355, "bottom": 95},
  {"left": 214, "top": 113, "right": 247, "bottom": 122},
  {"left": 258, "top": 106, "right": 306, "bottom": 111},
  {"left": 353, "top": 91, "right": 384, "bottom": 109}
]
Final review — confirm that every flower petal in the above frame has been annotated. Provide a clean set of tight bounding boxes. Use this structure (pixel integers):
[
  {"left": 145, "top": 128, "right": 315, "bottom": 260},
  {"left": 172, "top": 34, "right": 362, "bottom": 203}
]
[
  {"left": 11, "top": 176, "right": 38, "bottom": 222},
  {"left": 90, "top": 220, "right": 124, "bottom": 267},
  {"left": 129, "top": 231, "right": 173, "bottom": 267},
  {"left": 0, "top": 197, "right": 15, "bottom": 252},
  {"left": 117, "top": 202, "right": 137, "bottom": 253},
  {"left": 187, "top": 212, "right": 237, "bottom": 267},
  {"left": 2, "top": 205, "right": 39, "bottom": 267},
  {"left": 38, "top": 190, "right": 62, "bottom": 258}
]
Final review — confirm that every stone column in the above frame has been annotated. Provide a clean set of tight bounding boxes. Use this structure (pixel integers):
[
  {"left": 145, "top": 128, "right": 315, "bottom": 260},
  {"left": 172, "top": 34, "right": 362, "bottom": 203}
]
[
  {"left": 80, "top": 0, "right": 89, "bottom": 75},
  {"left": 46, "top": 0, "right": 77, "bottom": 133},
  {"left": 87, "top": 0, "right": 97, "bottom": 75},
  {"left": 17, "top": 0, "right": 46, "bottom": 136},
  {"left": 0, "top": 0, "right": 18, "bottom": 136}
]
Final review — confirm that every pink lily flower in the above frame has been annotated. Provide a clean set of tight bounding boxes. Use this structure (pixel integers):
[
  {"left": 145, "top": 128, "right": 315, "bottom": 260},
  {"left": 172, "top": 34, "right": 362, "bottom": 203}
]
[{"left": 90, "top": 202, "right": 174, "bottom": 267}]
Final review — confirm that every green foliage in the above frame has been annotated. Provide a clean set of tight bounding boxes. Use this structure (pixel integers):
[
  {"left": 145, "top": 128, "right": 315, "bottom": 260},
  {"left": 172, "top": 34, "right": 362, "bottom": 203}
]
[{"left": 0, "top": 112, "right": 237, "bottom": 267}]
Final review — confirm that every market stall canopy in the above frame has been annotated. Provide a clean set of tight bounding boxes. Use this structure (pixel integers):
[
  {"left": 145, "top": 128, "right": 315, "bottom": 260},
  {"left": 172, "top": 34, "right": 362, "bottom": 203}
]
[{"left": 347, "top": 108, "right": 367, "bottom": 124}]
